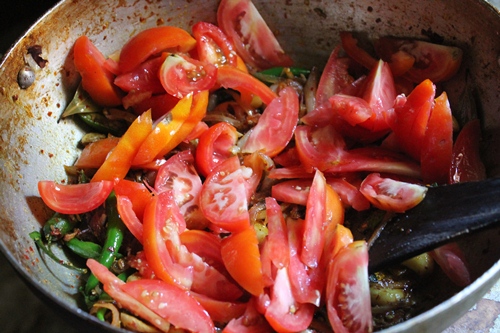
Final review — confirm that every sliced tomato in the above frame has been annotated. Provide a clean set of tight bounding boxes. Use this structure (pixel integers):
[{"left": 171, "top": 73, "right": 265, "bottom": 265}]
[
  {"left": 74, "top": 137, "right": 119, "bottom": 169},
  {"left": 200, "top": 156, "right": 252, "bottom": 232},
  {"left": 301, "top": 46, "right": 353, "bottom": 126},
  {"left": 223, "top": 298, "right": 274, "bottom": 333},
  {"left": 421, "top": 91, "right": 453, "bottom": 184},
  {"left": 449, "top": 119, "right": 486, "bottom": 183},
  {"left": 73, "top": 36, "right": 123, "bottom": 106},
  {"left": 217, "top": 65, "right": 278, "bottom": 105},
  {"left": 374, "top": 37, "right": 463, "bottom": 83},
  {"left": 91, "top": 110, "right": 153, "bottom": 182},
  {"left": 265, "top": 197, "right": 290, "bottom": 270},
  {"left": 154, "top": 150, "right": 208, "bottom": 230},
  {"left": 339, "top": 31, "right": 378, "bottom": 70},
  {"left": 221, "top": 226, "right": 265, "bottom": 296},
  {"left": 116, "top": 195, "right": 144, "bottom": 244},
  {"left": 301, "top": 170, "right": 327, "bottom": 269},
  {"left": 264, "top": 267, "right": 315, "bottom": 332},
  {"left": 142, "top": 191, "right": 193, "bottom": 289},
  {"left": 217, "top": 0, "right": 293, "bottom": 71},
  {"left": 322, "top": 224, "right": 353, "bottom": 269},
  {"left": 179, "top": 230, "right": 225, "bottom": 273},
  {"left": 359, "top": 173, "right": 427, "bottom": 213},
  {"left": 114, "top": 179, "right": 152, "bottom": 220},
  {"left": 192, "top": 21, "right": 239, "bottom": 68},
  {"left": 38, "top": 180, "right": 113, "bottom": 215},
  {"left": 388, "top": 79, "right": 436, "bottom": 161},
  {"left": 190, "top": 291, "right": 247, "bottom": 324},
  {"left": 86, "top": 259, "right": 172, "bottom": 332},
  {"left": 159, "top": 54, "right": 218, "bottom": 98},
  {"left": 326, "top": 177, "right": 371, "bottom": 211},
  {"left": 130, "top": 93, "right": 180, "bottom": 120},
  {"left": 121, "top": 279, "right": 216, "bottom": 332},
  {"left": 326, "top": 241, "right": 372, "bottom": 333},
  {"left": 241, "top": 86, "right": 299, "bottom": 157},
  {"left": 195, "top": 121, "right": 238, "bottom": 177},
  {"left": 271, "top": 179, "right": 311, "bottom": 206},
  {"left": 430, "top": 243, "right": 471, "bottom": 287},
  {"left": 118, "top": 26, "right": 196, "bottom": 73},
  {"left": 114, "top": 54, "right": 166, "bottom": 94}
]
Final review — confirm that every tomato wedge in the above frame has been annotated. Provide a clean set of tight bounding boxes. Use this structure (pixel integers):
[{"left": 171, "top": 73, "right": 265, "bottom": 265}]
[
  {"left": 114, "top": 54, "right": 166, "bottom": 94},
  {"left": 192, "top": 21, "right": 239, "bottom": 68},
  {"left": 200, "top": 156, "right": 252, "bottom": 232},
  {"left": 118, "top": 26, "right": 196, "bottom": 73},
  {"left": 121, "top": 279, "right": 216, "bottom": 333},
  {"left": 326, "top": 241, "right": 372, "bottom": 333},
  {"left": 38, "top": 180, "right": 113, "bottom": 215},
  {"left": 221, "top": 226, "right": 265, "bottom": 296},
  {"left": 430, "top": 243, "right": 471, "bottom": 287},
  {"left": 241, "top": 86, "right": 299, "bottom": 157},
  {"left": 159, "top": 54, "right": 218, "bottom": 98},
  {"left": 359, "top": 173, "right": 428, "bottom": 213},
  {"left": 217, "top": 0, "right": 293, "bottom": 71},
  {"left": 73, "top": 35, "right": 123, "bottom": 106},
  {"left": 196, "top": 121, "right": 238, "bottom": 177}
]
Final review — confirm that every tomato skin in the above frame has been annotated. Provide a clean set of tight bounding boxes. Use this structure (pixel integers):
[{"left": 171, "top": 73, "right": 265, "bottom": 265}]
[
  {"left": 421, "top": 91, "right": 453, "bottom": 184},
  {"left": 200, "top": 156, "right": 251, "bottom": 232},
  {"left": 223, "top": 298, "right": 274, "bottom": 333},
  {"left": 116, "top": 195, "right": 144, "bottom": 243},
  {"left": 191, "top": 291, "right": 246, "bottom": 324},
  {"left": 375, "top": 37, "right": 463, "bottom": 83},
  {"left": 217, "top": 0, "right": 292, "bottom": 71},
  {"left": 326, "top": 241, "right": 372, "bottom": 333},
  {"left": 430, "top": 243, "right": 471, "bottom": 287},
  {"left": 265, "top": 197, "right": 290, "bottom": 270},
  {"left": 159, "top": 54, "right": 218, "bottom": 99},
  {"left": 114, "top": 55, "right": 166, "bottom": 94},
  {"left": 241, "top": 86, "right": 299, "bottom": 158},
  {"left": 359, "top": 173, "right": 428, "bottom": 213},
  {"left": 118, "top": 26, "right": 196, "bottom": 73},
  {"left": 121, "top": 279, "right": 216, "bottom": 333},
  {"left": 114, "top": 179, "right": 152, "bottom": 220},
  {"left": 73, "top": 36, "right": 124, "bottom": 106},
  {"left": 449, "top": 119, "right": 486, "bottom": 183},
  {"left": 217, "top": 65, "right": 278, "bottom": 105},
  {"left": 131, "top": 93, "right": 180, "bottom": 120},
  {"left": 388, "top": 79, "right": 436, "bottom": 161},
  {"left": 38, "top": 180, "right": 114, "bottom": 215},
  {"left": 192, "top": 21, "right": 239, "bottom": 68},
  {"left": 196, "top": 121, "right": 238, "bottom": 177},
  {"left": 221, "top": 226, "right": 265, "bottom": 296}
]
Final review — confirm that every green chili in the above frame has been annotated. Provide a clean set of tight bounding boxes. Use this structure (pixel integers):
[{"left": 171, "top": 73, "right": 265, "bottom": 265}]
[
  {"left": 65, "top": 238, "right": 103, "bottom": 259},
  {"left": 77, "top": 113, "right": 128, "bottom": 137},
  {"left": 29, "top": 231, "right": 87, "bottom": 274},
  {"left": 42, "top": 213, "right": 76, "bottom": 242},
  {"left": 258, "top": 66, "right": 311, "bottom": 77},
  {"left": 84, "top": 191, "right": 126, "bottom": 295}
]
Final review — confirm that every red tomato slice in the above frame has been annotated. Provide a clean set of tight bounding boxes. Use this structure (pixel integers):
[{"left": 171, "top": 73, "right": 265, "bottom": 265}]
[
  {"left": 430, "top": 243, "right": 471, "bottom": 287},
  {"left": 73, "top": 137, "right": 119, "bottom": 169},
  {"left": 159, "top": 54, "right": 218, "bottom": 98},
  {"left": 217, "top": 65, "right": 278, "bottom": 105},
  {"left": 339, "top": 31, "right": 378, "bottom": 70},
  {"left": 265, "top": 197, "right": 290, "bottom": 270},
  {"left": 179, "top": 230, "right": 225, "bottom": 273},
  {"left": 116, "top": 195, "right": 144, "bottom": 244},
  {"left": 73, "top": 36, "right": 123, "bottom": 106},
  {"left": 322, "top": 224, "right": 353, "bottom": 269},
  {"left": 155, "top": 150, "right": 208, "bottom": 230},
  {"left": 326, "top": 241, "right": 372, "bottom": 333},
  {"left": 130, "top": 93, "right": 180, "bottom": 120},
  {"left": 118, "top": 26, "right": 196, "bottom": 73},
  {"left": 195, "top": 121, "right": 238, "bottom": 177},
  {"left": 359, "top": 173, "right": 427, "bottom": 213},
  {"left": 421, "top": 91, "right": 453, "bottom": 184},
  {"left": 223, "top": 298, "right": 274, "bottom": 333},
  {"left": 121, "top": 279, "right": 216, "bottom": 333},
  {"left": 192, "top": 21, "right": 239, "bottom": 68},
  {"left": 190, "top": 291, "right": 246, "bottom": 324},
  {"left": 142, "top": 191, "right": 193, "bottom": 289},
  {"left": 114, "top": 55, "right": 165, "bottom": 94},
  {"left": 200, "top": 156, "right": 251, "bottom": 232},
  {"left": 388, "top": 79, "right": 436, "bottom": 161},
  {"left": 114, "top": 179, "right": 152, "bottom": 220},
  {"left": 449, "top": 119, "right": 486, "bottom": 183},
  {"left": 38, "top": 180, "right": 113, "bottom": 215},
  {"left": 301, "top": 170, "right": 327, "bottom": 269},
  {"left": 241, "top": 86, "right": 299, "bottom": 158},
  {"left": 217, "top": 0, "right": 293, "bottom": 71},
  {"left": 86, "top": 259, "right": 172, "bottom": 332},
  {"left": 374, "top": 37, "right": 463, "bottom": 83},
  {"left": 329, "top": 94, "right": 373, "bottom": 127},
  {"left": 221, "top": 226, "right": 265, "bottom": 296},
  {"left": 264, "top": 267, "right": 315, "bottom": 332}
]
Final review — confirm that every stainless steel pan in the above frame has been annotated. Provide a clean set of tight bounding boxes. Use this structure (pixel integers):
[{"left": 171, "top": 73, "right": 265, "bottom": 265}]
[{"left": 0, "top": 0, "right": 499, "bottom": 332}]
